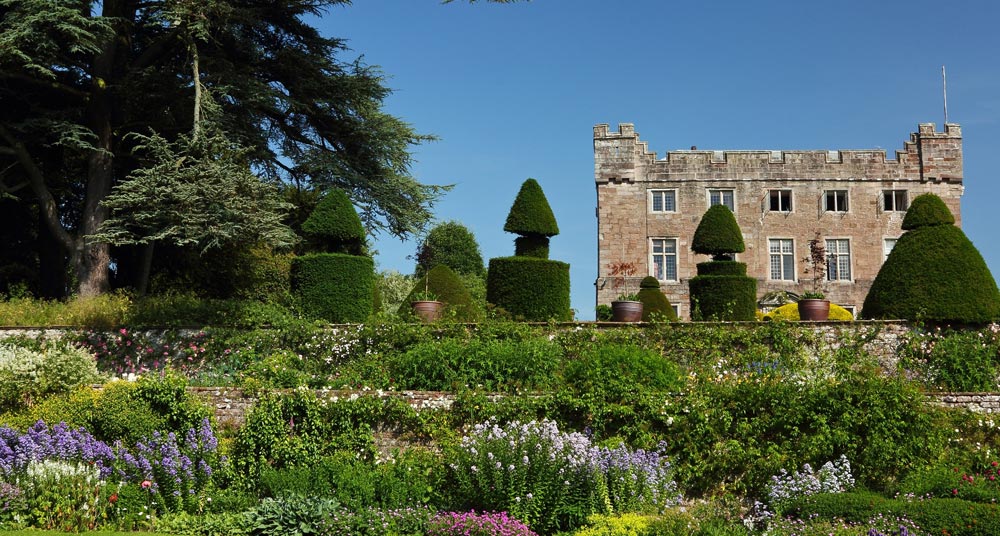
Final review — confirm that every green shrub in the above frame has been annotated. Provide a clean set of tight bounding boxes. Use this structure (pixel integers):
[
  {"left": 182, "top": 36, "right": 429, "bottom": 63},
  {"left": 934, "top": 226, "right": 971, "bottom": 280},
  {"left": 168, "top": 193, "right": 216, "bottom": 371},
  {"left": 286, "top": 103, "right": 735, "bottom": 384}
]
[
  {"left": 901, "top": 328, "right": 1000, "bottom": 391},
  {"left": 241, "top": 350, "right": 311, "bottom": 390},
  {"left": 246, "top": 494, "right": 340, "bottom": 536},
  {"left": 292, "top": 253, "right": 374, "bottom": 323},
  {"left": 503, "top": 178, "right": 560, "bottom": 238},
  {"left": 156, "top": 511, "right": 251, "bottom": 536},
  {"left": 514, "top": 234, "right": 550, "bottom": 259},
  {"left": 784, "top": 490, "right": 887, "bottom": 523},
  {"left": 691, "top": 205, "right": 745, "bottom": 258},
  {"left": 301, "top": 189, "right": 366, "bottom": 254},
  {"left": 92, "top": 381, "right": 165, "bottom": 444},
  {"left": 689, "top": 273, "right": 757, "bottom": 321},
  {"left": 399, "top": 264, "right": 478, "bottom": 321},
  {"left": 388, "top": 337, "right": 561, "bottom": 391},
  {"left": 415, "top": 221, "right": 486, "bottom": 277},
  {"left": 0, "top": 342, "right": 100, "bottom": 410},
  {"left": 486, "top": 257, "right": 570, "bottom": 321},
  {"left": 564, "top": 344, "right": 682, "bottom": 401},
  {"left": 693, "top": 261, "right": 746, "bottom": 276},
  {"left": 595, "top": 304, "right": 612, "bottom": 322},
  {"left": 863, "top": 194, "right": 1000, "bottom": 322},
  {"left": 636, "top": 277, "right": 677, "bottom": 322}
]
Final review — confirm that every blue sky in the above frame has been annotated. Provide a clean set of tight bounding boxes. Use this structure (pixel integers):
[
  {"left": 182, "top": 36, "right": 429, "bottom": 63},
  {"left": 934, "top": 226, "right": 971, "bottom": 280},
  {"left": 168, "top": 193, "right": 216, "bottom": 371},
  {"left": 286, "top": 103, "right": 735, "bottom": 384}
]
[{"left": 317, "top": 0, "right": 1000, "bottom": 320}]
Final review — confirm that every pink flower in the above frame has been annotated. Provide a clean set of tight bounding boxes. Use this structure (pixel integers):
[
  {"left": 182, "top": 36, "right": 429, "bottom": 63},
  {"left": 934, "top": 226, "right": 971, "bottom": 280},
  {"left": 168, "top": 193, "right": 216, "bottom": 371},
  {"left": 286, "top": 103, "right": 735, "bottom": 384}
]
[{"left": 141, "top": 480, "right": 152, "bottom": 489}]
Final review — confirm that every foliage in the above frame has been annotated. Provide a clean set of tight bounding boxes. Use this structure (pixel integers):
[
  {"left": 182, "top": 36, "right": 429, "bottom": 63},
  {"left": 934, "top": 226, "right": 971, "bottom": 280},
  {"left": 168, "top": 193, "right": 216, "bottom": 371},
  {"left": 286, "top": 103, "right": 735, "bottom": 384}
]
[
  {"left": 692, "top": 261, "right": 746, "bottom": 276},
  {"left": 301, "top": 189, "right": 366, "bottom": 255},
  {"left": 514, "top": 235, "right": 550, "bottom": 259},
  {"left": 0, "top": 342, "right": 100, "bottom": 410},
  {"left": 486, "top": 257, "right": 571, "bottom": 321},
  {"left": 399, "top": 264, "right": 478, "bottom": 321},
  {"left": 763, "top": 302, "right": 855, "bottom": 322},
  {"left": 636, "top": 281, "right": 677, "bottom": 322},
  {"left": 292, "top": 253, "right": 375, "bottom": 323},
  {"left": 376, "top": 270, "right": 417, "bottom": 316},
  {"left": 416, "top": 221, "right": 486, "bottom": 278},
  {"left": 765, "top": 456, "right": 855, "bottom": 509},
  {"left": 863, "top": 198, "right": 1000, "bottom": 322},
  {"left": 902, "top": 193, "right": 956, "bottom": 230},
  {"left": 319, "top": 505, "right": 434, "bottom": 536},
  {"left": 446, "top": 419, "right": 679, "bottom": 535},
  {"left": 788, "top": 493, "right": 1000, "bottom": 536},
  {"left": 802, "top": 233, "right": 828, "bottom": 298},
  {"left": 428, "top": 511, "right": 538, "bottom": 536},
  {"left": 156, "top": 511, "right": 251, "bottom": 536},
  {"left": 898, "top": 325, "right": 1000, "bottom": 391},
  {"left": 387, "top": 338, "right": 561, "bottom": 392},
  {"left": 691, "top": 205, "right": 744, "bottom": 258},
  {"left": 92, "top": 128, "right": 297, "bottom": 254},
  {"left": 246, "top": 494, "right": 340, "bottom": 536},
  {"left": 503, "top": 179, "right": 560, "bottom": 238},
  {"left": 17, "top": 459, "right": 114, "bottom": 531},
  {"left": 689, "top": 272, "right": 757, "bottom": 321}
]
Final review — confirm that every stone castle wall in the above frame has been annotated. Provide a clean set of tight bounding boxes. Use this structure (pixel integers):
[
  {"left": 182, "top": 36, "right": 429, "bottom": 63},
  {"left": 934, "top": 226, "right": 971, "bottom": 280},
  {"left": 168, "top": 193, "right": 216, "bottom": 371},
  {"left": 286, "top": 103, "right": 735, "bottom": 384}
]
[{"left": 595, "top": 123, "right": 964, "bottom": 319}]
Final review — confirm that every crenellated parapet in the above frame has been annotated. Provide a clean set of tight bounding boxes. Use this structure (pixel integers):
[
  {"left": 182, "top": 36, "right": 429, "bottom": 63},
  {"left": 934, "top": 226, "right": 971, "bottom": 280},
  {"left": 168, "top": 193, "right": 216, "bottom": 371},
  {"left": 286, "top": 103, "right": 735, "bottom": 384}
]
[{"left": 594, "top": 122, "right": 963, "bottom": 184}]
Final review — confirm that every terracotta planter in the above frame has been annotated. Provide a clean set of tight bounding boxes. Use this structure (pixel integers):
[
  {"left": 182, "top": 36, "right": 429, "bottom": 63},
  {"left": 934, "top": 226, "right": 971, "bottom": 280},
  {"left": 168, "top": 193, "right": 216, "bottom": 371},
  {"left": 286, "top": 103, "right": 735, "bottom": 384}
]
[
  {"left": 611, "top": 300, "right": 644, "bottom": 322},
  {"left": 411, "top": 300, "right": 444, "bottom": 323},
  {"left": 797, "top": 299, "right": 830, "bottom": 321}
]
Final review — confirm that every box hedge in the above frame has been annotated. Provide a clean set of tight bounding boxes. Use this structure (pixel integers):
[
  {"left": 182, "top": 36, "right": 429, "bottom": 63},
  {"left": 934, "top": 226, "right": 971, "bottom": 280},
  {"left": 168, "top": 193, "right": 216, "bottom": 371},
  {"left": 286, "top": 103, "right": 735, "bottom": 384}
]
[
  {"left": 694, "top": 261, "right": 747, "bottom": 276},
  {"left": 691, "top": 204, "right": 745, "bottom": 258},
  {"left": 302, "top": 189, "right": 366, "bottom": 254},
  {"left": 291, "top": 253, "right": 374, "bottom": 323},
  {"left": 636, "top": 276, "right": 677, "bottom": 322},
  {"left": 503, "top": 178, "right": 560, "bottom": 237},
  {"left": 486, "top": 256, "right": 570, "bottom": 321},
  {"left": 689, "top": 273, "right": 757, "bottom": 321}
]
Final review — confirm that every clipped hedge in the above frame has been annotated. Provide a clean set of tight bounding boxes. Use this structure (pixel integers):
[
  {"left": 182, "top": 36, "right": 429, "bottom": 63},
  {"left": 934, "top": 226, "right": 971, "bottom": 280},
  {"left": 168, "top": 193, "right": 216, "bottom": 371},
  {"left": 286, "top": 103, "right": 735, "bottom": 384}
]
[
  {"left": 398, "top": 264, "right": 477, "bottom": 321},
  {"left": 486, "top": 256, "right": 570, "bottom": 321},
  {"left": 636, "top": 276, "right": 677, "bottom": 322},
  {"left": 689, "top": 272, "right": 756, "bottom": 321},
  {"left": 291, "top": 253, "right": 374, "bottom": 323},
  {"left": 902, "top": 192, "right": 956, "bottom": 230},
  {"left": 694, "top": 261, "right": 746, "bottom": 276},
  {"left": 862, "top": 224, "right": 1000, "bottom": 323},
  {"left": 302, "top": 189, "right": 366, "bottom": 254},
  {"left": 503, "top": 178, "right": 560, "bottom": 237},
  {"left": 514, "top": 235, "right": 550, "bottom": 259},
  {"left": 789, "top": 493, "right": 1000, "bottom": 536}
]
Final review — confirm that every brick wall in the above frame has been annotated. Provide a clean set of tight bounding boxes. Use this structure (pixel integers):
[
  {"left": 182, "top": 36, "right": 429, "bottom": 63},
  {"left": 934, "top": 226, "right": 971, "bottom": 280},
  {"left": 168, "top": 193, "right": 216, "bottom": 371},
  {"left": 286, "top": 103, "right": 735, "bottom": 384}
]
[{"left": 595, "top": 123, "right": 964, "bottom": 319}]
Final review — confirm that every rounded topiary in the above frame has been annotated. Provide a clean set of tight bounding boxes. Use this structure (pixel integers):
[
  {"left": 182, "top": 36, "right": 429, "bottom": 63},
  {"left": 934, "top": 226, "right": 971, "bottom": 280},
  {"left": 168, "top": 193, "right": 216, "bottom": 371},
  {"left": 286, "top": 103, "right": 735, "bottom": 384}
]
[
  {"left": 503, "top": 178, "right": 559, "bottom": 238},
  {"left": 399, "top": 264, "right": 477, "bottom": 321},
  {"left": 689, "top": 274, "right": 757, "bottom": 321},
  {"left": 301, "top": 189, "right": 365, "bottom": 254},
  {"left": 636, "top": 277, "right": 678, "bottom": 322},
  {"left": 862, "top": 220, "right": 1000, "bottom": 323},
  {"left": 902, "top": 193, "right": 956, "bottom": 230},
  {"left": 291, "top": 253, "right": 374, "bottom": 322},
  {"left": 415, "top": 221, "right": 486, "bottom": 278},
  {"left": 691, "top": 205, "right": 745, "bottom": 258},
  {"left": 764, "top": 302, "right": 854, "bottom": 322},
  {"left": 486, "top": 257, "right": 570, "bottom": 321}
]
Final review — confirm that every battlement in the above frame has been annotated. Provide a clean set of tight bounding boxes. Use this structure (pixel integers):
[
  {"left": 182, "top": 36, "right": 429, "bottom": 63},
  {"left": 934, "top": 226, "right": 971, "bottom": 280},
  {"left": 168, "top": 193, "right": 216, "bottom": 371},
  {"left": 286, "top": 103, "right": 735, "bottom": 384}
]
[{"left": 594, "top": 122, "right": 963, "bottom": 184}]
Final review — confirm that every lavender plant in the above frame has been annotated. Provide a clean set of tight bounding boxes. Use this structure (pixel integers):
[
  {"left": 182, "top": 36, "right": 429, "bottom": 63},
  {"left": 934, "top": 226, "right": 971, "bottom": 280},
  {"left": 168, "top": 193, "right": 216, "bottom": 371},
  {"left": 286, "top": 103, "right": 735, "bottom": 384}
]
[
  {"left": 766, "top": 455, "right": 855, "bottom": 507},
  {"left": 448, "top": 420, "right": 679, "bottom": 535}
]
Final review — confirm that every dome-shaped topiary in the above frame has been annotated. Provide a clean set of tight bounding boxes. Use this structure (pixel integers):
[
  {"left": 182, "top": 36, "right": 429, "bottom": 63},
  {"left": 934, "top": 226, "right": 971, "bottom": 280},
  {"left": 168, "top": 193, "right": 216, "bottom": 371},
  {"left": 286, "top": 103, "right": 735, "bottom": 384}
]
[
  {"left": 862, "top": 202, "right": 1000, "bottom": 322},
  {"left": 636, "top": 279, "right": 678, "bottom": 322},
  {"left": 691, "top": 205, "right": 745, "bottom": 258},
  {"left": 503, "top": 178, "right": 559, "bottom": 238},
  {"left": 399, "top": 264, "right": 477, "bottom": 321},
  {"left": 639, "top": 276, "right": 661, "bottom": 289},
  {"left": 302, "top": 189, "right": 366, "bottom": 254},
  {"left": 902, "top": 193, "right": 956, "bottom": 230},
  {"left": 415, "top": 221, "right": 486, "bottom": 278}
]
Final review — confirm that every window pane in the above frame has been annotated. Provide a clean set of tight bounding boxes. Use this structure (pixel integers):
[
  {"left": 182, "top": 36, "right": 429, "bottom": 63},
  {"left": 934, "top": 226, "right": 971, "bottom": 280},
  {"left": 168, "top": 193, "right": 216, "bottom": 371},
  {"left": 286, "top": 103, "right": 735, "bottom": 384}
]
[
  {"left": 664, "top": 191, "right": 675, "bottom": 211},
  {"left": 664, "top": 256, "right": 676, "bottom": 281},
  {"left": 652, "top": 192, "right": 663, "bottom": 212},
  {"left": 782, "top": 255, "right": 794, "bottom": 279}
]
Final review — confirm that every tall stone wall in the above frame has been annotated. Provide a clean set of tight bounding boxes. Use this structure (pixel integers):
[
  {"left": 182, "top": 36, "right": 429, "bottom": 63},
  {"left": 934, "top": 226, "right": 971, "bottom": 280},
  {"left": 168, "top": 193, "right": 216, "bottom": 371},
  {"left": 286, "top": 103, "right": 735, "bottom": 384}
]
[{"left": 595, "top": 123, "right": 964, "bottom": 319}]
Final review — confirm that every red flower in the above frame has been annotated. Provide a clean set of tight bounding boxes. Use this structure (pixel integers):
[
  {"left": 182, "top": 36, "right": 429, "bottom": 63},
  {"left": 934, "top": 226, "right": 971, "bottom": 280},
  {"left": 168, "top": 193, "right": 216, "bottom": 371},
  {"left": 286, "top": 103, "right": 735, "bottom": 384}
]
[
  {"left": 109, "top": 493, "right": 118, "bottom": 503},
  {"left": 141, "top": 480, "right": 152, "bottom": 489}
]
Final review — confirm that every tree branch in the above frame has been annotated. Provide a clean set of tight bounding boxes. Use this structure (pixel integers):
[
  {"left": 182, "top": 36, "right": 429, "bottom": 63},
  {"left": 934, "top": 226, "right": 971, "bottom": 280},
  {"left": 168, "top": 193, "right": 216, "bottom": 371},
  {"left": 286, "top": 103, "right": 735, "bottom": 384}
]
[{"left": 0, "top": 72, "right": 90, "bottom": 100}]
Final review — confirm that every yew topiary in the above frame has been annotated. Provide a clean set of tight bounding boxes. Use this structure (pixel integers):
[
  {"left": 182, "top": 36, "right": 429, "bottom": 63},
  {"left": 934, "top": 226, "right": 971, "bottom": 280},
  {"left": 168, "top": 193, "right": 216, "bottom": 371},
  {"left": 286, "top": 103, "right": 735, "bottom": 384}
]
[
  {"left": 862, "top": 194, "right": 1000, "bottom": 322},
  {"left": 636, "top": 276, "right": 677, "bottom": 322},
  {"left": 302, "top": 189, "right": 365, "bottom": 254},
  {"left": 504, "top": 178, "right": 559, "bottom": 238},
  {"left": 399, "top": 264, "right": 477, "bottom": 321},
  {"left": 691, "top": 205, "right": 745, "bottom": 259}
]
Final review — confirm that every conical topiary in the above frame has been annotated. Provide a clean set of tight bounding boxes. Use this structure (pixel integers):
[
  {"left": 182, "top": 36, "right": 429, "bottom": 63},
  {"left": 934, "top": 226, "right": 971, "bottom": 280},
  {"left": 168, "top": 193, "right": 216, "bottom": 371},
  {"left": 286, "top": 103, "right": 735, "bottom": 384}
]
[
  {"left": 691, "top": 204, "right": 745, "bottom": 259},
  {"left": 399, "top": 264, "right": 477, "bottom": 321},
  {"left": 504, "top": 178, "right": 560, "bottom": 238},
  {"left": 862, "top": 193, "right": 1000, "bottom": 322},
  {"left": 302, "top": 189, "right": 365, "bottom": 254},
  {"left": 637, "top": 276, "right": 677, "bottom": 322}
]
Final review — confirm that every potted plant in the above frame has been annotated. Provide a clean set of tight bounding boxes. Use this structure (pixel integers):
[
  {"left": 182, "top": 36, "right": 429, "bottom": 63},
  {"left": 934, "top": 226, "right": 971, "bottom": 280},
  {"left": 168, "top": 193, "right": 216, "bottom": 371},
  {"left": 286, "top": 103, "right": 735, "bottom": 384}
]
[
  {"left": 798, "top": 233, "right": 831, "bottom": 321},
  {"left": 410, "top": 278, "right": 443, "bottom": 323},
  {"left": 608, "top": 260, "right": 643, "bottom": 322}
]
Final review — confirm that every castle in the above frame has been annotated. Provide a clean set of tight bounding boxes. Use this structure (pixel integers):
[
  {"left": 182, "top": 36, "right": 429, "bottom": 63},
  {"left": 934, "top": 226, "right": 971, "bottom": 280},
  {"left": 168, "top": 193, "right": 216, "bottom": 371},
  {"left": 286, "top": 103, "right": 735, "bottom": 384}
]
[{"left": 594, "top": 122, "right": 964, "bottom": 319}]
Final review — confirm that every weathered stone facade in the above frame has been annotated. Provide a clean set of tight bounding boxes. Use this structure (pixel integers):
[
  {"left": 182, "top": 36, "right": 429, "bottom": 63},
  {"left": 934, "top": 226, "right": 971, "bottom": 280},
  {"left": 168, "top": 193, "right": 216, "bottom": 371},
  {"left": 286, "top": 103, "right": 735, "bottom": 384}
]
[{"left": 595, "top": 123, "right": 964, "bottom": 319}]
